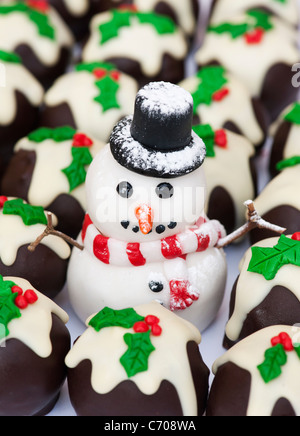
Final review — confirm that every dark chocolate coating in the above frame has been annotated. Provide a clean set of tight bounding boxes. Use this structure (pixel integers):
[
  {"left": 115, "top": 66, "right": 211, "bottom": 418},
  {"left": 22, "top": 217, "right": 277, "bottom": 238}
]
[
  {"left": 269, "top": 119, "right": 292, "bottom": 178},
  {"left": 39, "top": 102, "right": 77, "bottom": 131},
  {"left": 67, "top": 341, "right": 209, "bottom": 416},
  {"left": 0, "top": 91, "right": 40, "bottom": 180},
  {"left": 49, "top": 0, "right": 94, "bottom": 41},
  {"left": 1, "top": 149, "right": 85, "bottom": 239},
  {"left": 249, "top": 205, "right": 300, "bottom": 244},
  {"left": 223, "top": 279, "right": 300, "bottom": 349},
  {"left": 206, "top": 362, "right": 296, "bottom": 416},
  {"left": 15, "top": 45, "right": 71, "bottom": 90},
  {"left": 105, "top": 53, "right": 185, "bottom": 88},
  {"left": 0, "top": 244, "right": 68, "bottom": 300},
  {"left": 0, "top": 314, "right": 70, "bottom": 416}
]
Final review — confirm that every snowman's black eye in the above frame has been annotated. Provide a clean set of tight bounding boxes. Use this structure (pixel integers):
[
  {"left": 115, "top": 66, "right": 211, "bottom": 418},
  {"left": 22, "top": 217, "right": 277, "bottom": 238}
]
[
  {"left": 155, "top": 183, "right": 174, "bottom": 199},
  {"left": 117, "top": 181, "right": 133, "bottom": 198}
]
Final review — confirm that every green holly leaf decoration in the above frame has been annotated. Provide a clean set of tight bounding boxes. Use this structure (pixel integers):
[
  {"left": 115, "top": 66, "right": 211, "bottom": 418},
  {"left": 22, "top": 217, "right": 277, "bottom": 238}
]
[
  {"left": 284, "top": 102, "right": 300, "bottom": 125},
  {"left": 28, "top": 126, "right": 77, "bottom": 143},
  {"left": 208, "top": 9, "right": 273, "bottom": 39},
  {"left": 248, "top": 235, "right": 300, "bottom": 281},
  {"left": 257, "top": 343, "right": 287, "bottom": 383},
  {"left": 62, "top": 146, "right": 93, "bottom": 192},
  {"left": 294, "top": 343, "right": 300, "bottom": 359},
  {"left": 0, "top": 275, "right": 21, "bottom": 340},
  {"left": 193, "top": 124, "right": 216, "bottom": 157},
  {"left": 3, "top": 198, "right": 47, "bottom": 226},
  {"left": 99, "top": 9, "right": 176, "bottom": 45},
  {"left": 94, "top": 75, "right": 120, "bottom": 112},
  {"left": 192, "top": 66, "right": 228, "bottom": 110},
  {"left": 89, "top": 307, "right": 144, "bottom": 332},
  {"left": 276, "top": 155, "right": 300, "bottom": 171},
  {"left": 0, "top": 3, "right": 55, "bottom": 40},
  {"left": 120, "top": 331, "right": 155, "bottom": 378},
  {"left": 0, "top": 50, "right": 22, "bottom": 64}
]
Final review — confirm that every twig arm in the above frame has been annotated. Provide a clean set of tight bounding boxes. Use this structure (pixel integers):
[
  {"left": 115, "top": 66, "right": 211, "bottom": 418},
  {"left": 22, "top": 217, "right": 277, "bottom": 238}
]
[
  {"left": 28, "top": 212, "right": 84, "bottom": 252},
  {"left": 216, "top": 200, "right": 286, "bottom": 249}
]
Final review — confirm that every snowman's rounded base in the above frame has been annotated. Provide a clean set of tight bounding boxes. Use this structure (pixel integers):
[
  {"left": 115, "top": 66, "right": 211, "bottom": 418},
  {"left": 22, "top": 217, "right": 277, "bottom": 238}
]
[{"left": 66, "top": 245, "right": 227, "bottom": 332}]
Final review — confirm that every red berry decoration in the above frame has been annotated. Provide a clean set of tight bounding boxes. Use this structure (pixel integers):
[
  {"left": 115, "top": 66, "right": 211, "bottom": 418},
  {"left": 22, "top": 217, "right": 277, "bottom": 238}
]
[
  {"left": 245, "top": 27, "right": 264, "bottom": 45},
  {"left": 15, "top": 295, "right": 28, "bottom": 310},
  {"left": 11, "top": 286, "right": 23, "bottom": 296},
  {"left": 24, "top": 289, "right": 38, "bottom": 304},
  {"left": 212, "top": 87, "right": 230, "bottom": 102},
  {"left": 26, "top": 0, "right": 49, "bottom": 13},
  {"left": 292, "top": 232, "right": 300, "bottom": 241},
  {"left": 72, "top": 133, "right": 93, "bottom": 148},
  {"left": 145, "top": 315, "right": 160, "bottom": 326},
  {"left": 151, "top": 323, "right": 162, "bottom": 337},
  {"left": 0, "top": 196, "right": 8, "bottom": 209},
  {"left": 271, "top": 332, "right": 294, "bottom": 352},
  {"left": 214, "top": 129, "right": 227, "bottom": 148},
  {"left": 93, "top": 68, "right": 107, "bottom": 79},
  {"left": 133, "top": 321, "right": 149, "bottom": 333}
]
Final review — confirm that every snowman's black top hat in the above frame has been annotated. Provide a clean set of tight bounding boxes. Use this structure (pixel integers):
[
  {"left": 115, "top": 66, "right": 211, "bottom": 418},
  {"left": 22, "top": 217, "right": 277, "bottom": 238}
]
[{"left": 110, "top": 81, "right": 206, "bottom": 179}]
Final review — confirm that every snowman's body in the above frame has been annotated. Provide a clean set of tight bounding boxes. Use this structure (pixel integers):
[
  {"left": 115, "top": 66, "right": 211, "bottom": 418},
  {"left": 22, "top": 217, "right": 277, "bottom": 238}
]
[{"left": 67, "top": 82, "right": 228, "bottom": 331}]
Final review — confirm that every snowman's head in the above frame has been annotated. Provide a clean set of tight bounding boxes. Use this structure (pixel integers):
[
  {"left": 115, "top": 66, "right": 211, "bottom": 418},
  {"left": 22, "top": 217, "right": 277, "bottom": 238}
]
[
  {"left": 85, "top": 145, "right": 206, "bottom": 242},
  {"left": 86, "top": 81, "right": 207, "bottom": 242}
]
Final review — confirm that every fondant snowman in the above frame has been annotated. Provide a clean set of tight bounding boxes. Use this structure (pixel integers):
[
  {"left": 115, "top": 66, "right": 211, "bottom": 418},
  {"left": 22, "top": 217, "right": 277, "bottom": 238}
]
[{"left": 66, "top": 82, "right": 228, "bottom": 331}]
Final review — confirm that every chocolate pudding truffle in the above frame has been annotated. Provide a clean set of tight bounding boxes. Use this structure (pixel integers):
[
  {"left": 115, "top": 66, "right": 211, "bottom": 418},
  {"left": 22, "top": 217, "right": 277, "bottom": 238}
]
[
  {"left": 223, "top": 233, "right": 300, "bottom": 349},
  {"left": 195, "top": 9, "right": 299, "bottom": 122},
  {"left": 195, "top": 125, "right": 257, "bottom": 234},
  {"left": 0, "top": 274, "right": 70, "bottom": 416},
  {"left": 207, "top": 325, "right": 300, "bottom": 416},
  {"left": 82, "top": 8, "right": 188, "bottom": 87},
  {"left": 0, "top": 50, "right": 43, "bottom": 176},
  {"left": 179, "top": 65, "right": 269, "bottom": 151},
  {"left": 40, "top": 62, "right": 138, "bottom": 143},
  {"left": 269, "top": 102, "right": 300, "bottom": 178},
  {"left": 0, "top": 1, "right": 74, "bottom": 88},
  {"left": 66, "top": 302, "right": 210, "bottom": 416},
  {"left": 0, "top": 196, "right": 71, "bottom": 300},
  {"left": 1, "top": 126, "right": 105, "bottom": 239}
]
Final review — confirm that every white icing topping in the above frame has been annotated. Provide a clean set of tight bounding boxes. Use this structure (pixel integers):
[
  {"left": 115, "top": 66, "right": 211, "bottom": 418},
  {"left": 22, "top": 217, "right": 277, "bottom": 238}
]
[
  {"left": 213, "top": 325, "right": 300, "bottom": 416},
  {"left": 0, "top": 60, "right": 43, "bottom": 125},
  {"left": 44, "top": 69, "right": 138, "bottom": 143},
  {"left": 65, "top": 301, "right": 202, "bottom": 416},
  {"left": 1, "top": 276, "right": 69, "bottom": 358},
  {"left": 0, "top": 199, "right": 71, "bottom": 266},
  {"left": 0, "top": 4, "right": 74, "bottom": 67},
  {"left": 15, "top": 135, "right": 104, "bottom": 209},
  {"left": 82, "top": 12, "right": 187, "bottom": 77}
]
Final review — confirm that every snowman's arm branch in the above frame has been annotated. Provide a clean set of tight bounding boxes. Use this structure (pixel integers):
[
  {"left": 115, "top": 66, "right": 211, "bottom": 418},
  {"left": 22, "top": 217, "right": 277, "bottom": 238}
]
[
  {"left": 216, "top": 200, "right": 286, "bottom": 249},
  {"left": 28, "top": 212, "right": 84, "bottom": 252}
]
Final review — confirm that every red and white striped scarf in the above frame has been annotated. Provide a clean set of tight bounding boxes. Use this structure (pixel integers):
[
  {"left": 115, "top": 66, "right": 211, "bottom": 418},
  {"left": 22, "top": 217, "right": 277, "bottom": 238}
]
[{"left": 81, "top": 214, "right": 226, "bottom": 311}]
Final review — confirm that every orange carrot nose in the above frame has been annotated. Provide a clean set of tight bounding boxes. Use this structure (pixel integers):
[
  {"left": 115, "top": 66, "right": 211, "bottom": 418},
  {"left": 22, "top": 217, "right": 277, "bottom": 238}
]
[{"left": 135, "top": 204, "right": 154, "bottom": 235}]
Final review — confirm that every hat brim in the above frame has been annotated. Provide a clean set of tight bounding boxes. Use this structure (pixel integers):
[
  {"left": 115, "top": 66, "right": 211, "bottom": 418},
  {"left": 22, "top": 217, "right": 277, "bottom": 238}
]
[{"left": 110, "top": 116, "right": 206, "bottom": 179}]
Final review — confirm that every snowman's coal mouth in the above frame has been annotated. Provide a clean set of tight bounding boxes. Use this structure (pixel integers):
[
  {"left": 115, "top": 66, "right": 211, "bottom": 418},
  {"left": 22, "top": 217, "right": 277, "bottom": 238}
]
[{"left": 120, "top": 221, "right": 177, "bottom": 234}]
